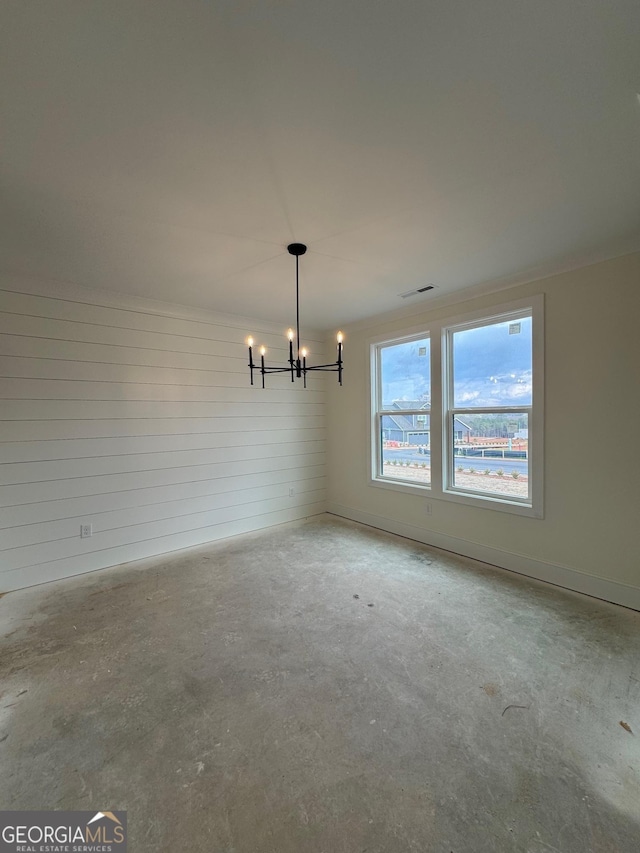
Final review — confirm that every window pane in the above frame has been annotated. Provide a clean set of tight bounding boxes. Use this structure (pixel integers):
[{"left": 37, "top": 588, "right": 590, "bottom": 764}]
[
  {"left": 451, "top": 412, "right": 529, "bottom": 500},
  {"left": 452, "top": 317, "right": 531, "bottom": 408},
  {"left": 380, "top": 338, "right": 430, "bottom": 408},
  {"left": 381, "top": 415, "right": 430, "bottom": 485}
]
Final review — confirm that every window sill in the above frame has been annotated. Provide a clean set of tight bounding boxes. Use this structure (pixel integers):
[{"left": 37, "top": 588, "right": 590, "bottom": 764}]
[
  {"left": 369, "top": 476, "right": 542, "bottom": 518},
  {"left": 369, "top": 474, "right": 432, "bottom": 495},
  {"left": 440, "top": 486, "right": 541, "bottom": 518}
]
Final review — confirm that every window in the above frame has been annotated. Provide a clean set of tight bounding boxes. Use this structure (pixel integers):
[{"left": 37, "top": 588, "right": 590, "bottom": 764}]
[
  {"left": 373, "top": 334, "right": 431, "bottom": 487},
  {"left": 370, "top": 296, "right": 543, "bottom": 516},
  {"left": 445, "top": 311, "right": 533, "bottom": 505}
]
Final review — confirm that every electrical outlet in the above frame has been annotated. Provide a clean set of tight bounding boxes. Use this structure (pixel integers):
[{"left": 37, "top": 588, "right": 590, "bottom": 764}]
[
  {"left": 288, "top": 487, "right": 295, "bottom": 497},
  {"left": 425, "top": 501, "right": 432, "bottom": 516},
  {"left": 80, "top": 524, "right": 93, "bottom": 538}
]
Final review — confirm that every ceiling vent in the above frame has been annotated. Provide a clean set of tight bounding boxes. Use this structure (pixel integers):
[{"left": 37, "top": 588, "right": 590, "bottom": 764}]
[{"left": 399, "top": 285, "right": 436, "bottom": 299}]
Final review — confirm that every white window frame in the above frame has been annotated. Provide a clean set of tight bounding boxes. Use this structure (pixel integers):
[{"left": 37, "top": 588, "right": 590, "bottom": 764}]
[
  {"left": 370, "top": 327, "right": 432, "bottom": 495},
  {"left": 368, "top": 295, "right": 544, "bottom": 517}
]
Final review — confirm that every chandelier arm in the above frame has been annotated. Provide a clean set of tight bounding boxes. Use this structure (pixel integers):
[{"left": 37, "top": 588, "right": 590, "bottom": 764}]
[
  {"left": 303, "top": 362, "right": 343, "bottom": 386},
  {"left": 304, "top": 362, "right": 341, "bottom": 370}
]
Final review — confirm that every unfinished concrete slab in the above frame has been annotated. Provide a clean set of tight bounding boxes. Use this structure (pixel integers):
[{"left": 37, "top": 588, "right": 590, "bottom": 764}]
[{"left": 1, "top": 515, "right": 638, "bottom": 852}]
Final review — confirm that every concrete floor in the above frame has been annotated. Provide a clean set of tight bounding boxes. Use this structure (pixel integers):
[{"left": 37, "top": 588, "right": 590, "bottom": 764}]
[{"left": 1, "top": 515, "right": 639, "bottom": 852}]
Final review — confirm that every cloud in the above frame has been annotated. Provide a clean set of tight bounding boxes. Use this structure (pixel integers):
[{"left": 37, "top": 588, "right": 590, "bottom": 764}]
[{"left": 454, "top": 370, "right": 532, "bottom": 407}]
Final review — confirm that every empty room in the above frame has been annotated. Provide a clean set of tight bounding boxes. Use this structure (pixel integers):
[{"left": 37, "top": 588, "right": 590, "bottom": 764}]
[{"left": 1, "top": 2, "right": 639, "bottom": 851}]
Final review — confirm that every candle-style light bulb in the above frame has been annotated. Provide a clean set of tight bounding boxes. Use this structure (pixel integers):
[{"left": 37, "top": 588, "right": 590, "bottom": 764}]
[
  {"left": 260, "top": 345, "right": 266, "bottom": 356},
  {"left": 337, "top": 331, "right": 344, "bottom": 344},
  {"left": 301, "top": 347, "right": 308, "bottom": 358},
  {"left": 247, "top": 334, "right": 255, "bottom": 386},
  {"left": 287, "top": 328, "right": 295, "bottom": 380}
]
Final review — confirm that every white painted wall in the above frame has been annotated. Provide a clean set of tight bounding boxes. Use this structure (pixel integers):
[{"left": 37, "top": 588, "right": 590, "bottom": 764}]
[
  {"left": 327, "top": 252, "right": 640, "bottom": 610},
  {"left": 0, "top": 277, "right": 326, "bottom": 590}
]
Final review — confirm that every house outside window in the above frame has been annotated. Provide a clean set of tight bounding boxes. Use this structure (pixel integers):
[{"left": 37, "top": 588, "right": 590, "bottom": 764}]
[{"left": 453, "top": 418, "right": 472, "bottom": 443}]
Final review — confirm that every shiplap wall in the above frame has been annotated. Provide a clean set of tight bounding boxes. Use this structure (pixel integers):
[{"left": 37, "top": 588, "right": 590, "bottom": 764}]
[{"left": 0, "top": 278, "right": 327, "bottom": 590}]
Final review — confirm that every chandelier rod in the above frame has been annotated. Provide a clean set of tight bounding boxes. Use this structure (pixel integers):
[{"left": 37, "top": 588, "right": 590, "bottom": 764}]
[{"left": 295, "top": 251, "right": 301, "bottom": 363}]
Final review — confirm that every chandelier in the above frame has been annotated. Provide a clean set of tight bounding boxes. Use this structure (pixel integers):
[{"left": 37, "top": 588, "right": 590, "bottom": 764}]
[{"left": 246, "top": 243, "right": 343, "bottom": 388}]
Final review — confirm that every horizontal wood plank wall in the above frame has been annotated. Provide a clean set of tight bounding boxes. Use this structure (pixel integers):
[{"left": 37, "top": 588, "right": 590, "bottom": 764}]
[{"left": 0, "top": 280, "right": 327, "bottom": 590}]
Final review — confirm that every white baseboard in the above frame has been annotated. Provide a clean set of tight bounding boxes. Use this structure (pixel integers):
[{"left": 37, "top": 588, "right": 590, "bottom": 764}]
[{"left": 327, "top": 502, "right": 640, "bottom": 612}]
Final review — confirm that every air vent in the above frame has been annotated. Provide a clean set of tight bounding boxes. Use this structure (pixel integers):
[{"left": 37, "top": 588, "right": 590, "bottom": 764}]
[{"left": 399, "top": 285, "right": 436, "bottom": 299}]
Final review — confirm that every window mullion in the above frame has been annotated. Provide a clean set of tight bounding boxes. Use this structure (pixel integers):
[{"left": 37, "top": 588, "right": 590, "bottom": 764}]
[
  {"left": 450, "top": 407, "right": 532, "bottom": 416},
  {"left": 378, "top": 409, "right": 428, "bottom": 417},
  {"left": 429, "top": 321, "right": 444, "bottom": 498}
]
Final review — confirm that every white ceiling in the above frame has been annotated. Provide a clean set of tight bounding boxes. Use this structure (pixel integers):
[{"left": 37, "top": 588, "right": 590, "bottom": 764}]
[{"left": 2, "top": 0, "right": 639, "bottom": 329}]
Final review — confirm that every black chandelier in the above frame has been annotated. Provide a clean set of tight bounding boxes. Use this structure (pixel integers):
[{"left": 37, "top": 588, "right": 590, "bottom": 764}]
[{"left": 247, "top": 243, "right": 343, "bottom": 388}]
